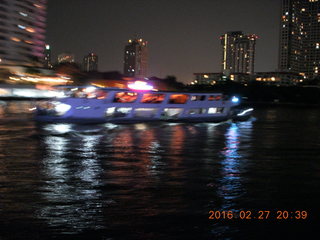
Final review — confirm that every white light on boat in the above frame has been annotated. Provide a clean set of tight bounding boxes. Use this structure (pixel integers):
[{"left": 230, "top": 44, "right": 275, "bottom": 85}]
[
  {"left": 128, "top": 81, "right": 153, "bottom": 91},
  {"left": 54, "top": 102, "right": 71, "bottom": 115},
  {"left": 43, "top": 90, "right": 66, "bottom": 98},
  {"left": 55, "top": 91, "right": 67, "bottom": 98},
  {"left": 106, "top": 107, "right": 115, "bottom": 116},
  {"left": 12, "top": 89, "right": 38, "bottom": 98},
  {"left": 231, "top": 96, "right": 240, "bottom": 103},
  {"left": 237, "top": 108, "right": 254, "bottom": 116},
  {"left": 117, "top": 107, "right": 132, "bottom": 113},
  {"left": 208, "top": 108, "right": 217, "bottom": 114},
  {"left": 84, "top": 86, "right": 96, "bottom": 93}
]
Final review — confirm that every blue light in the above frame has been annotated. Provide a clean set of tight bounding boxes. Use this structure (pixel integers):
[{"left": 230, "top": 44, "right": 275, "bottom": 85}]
[{"left": 231, "top": 96, "right": 240, "bottom": 103}]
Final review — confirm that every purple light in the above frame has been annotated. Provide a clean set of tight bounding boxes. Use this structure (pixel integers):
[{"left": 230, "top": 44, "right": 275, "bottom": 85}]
[{"left": 128, "top": 81, "right": 153, "bottom": 91}]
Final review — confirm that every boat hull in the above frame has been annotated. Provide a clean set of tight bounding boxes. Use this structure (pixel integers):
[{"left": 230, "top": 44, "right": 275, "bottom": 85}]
[
  {"left": 34, "top": 88, "right": 251, "bottom": 124},
  {"left": 35, "top": 114, "right": 232, "bottom": 124}
]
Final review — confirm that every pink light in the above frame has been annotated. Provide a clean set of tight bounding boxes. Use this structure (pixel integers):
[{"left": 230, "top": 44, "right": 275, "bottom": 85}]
[{"left": 128, "top": 81, "right": 153, "bottom": 91}]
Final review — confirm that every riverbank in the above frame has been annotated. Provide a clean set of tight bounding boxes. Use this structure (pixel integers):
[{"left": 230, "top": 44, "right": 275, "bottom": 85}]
[{"left": 187, "top": 82, "right": 320, "bottom": 106}]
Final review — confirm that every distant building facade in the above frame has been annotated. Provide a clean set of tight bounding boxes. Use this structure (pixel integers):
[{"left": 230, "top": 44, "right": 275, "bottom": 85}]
[
  {"left": 0, "top": 0, "right": 47, "bottom": 67},
  {"left": 279, "top": 0, "right": 320, "bottom": 78},
  {"left": 193, "top": 72, "right": 252, "bottom": 85},
  {"left": 221, "top": 31, "right": 257, "bottom": 75},
  {"left": 193, "top": 73, "right": 224, "bottom": 85},
  {"left": 192, "top": 72, "right": 303, "bottom": 86},
  {"left": 58, "top": 52, "right": 75, "bottom": 63},
  {"left": 83, "top": 53, "right": 98, "bottom": 72},
  {"left": 255, "top": 71, "right": 304, "bottom": 85},
  {"left": 124, "top": 38, "right": 148, "bottom": 78}
]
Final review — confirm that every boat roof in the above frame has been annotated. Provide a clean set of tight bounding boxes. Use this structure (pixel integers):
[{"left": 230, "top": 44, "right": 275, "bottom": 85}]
[{"left": 53, "top": 85, "right": 224, "bottom": 95}]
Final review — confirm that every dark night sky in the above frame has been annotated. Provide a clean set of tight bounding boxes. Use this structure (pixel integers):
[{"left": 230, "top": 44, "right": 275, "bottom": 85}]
[{"left": 47, "top": 0, "right": 281, "bottom": 83}]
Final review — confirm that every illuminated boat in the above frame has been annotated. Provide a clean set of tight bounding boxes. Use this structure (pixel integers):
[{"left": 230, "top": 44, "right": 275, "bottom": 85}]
[{"left": 35, "top": 81, "right": 253, "bottom": 123}]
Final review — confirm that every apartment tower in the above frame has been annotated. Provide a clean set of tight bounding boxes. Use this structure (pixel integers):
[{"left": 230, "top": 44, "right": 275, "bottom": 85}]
[
  {"left": 0, "top": 0, "right": 47, "bottom": 67},
  {"left": 124, "top": 38, "right": 148, "bottom": 78},
  {"left": 83, "top": 53, "right": 98, "bottom": 72},
  {"left": 279, "top": 0, "right": 320, "bottom": 77},
  {"left": 221, "top": 31, "right": 257, "bottom": 75}
]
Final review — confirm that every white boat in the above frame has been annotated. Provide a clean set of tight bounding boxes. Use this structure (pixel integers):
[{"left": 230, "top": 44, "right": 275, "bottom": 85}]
[{"left": 35, "top": 83, "right": 253, "bottom": 124}]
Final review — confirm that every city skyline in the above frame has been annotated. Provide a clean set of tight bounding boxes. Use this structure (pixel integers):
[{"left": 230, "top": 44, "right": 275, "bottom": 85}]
[{"left": 46, "top": 0, "right": 280, "bottom": 83}]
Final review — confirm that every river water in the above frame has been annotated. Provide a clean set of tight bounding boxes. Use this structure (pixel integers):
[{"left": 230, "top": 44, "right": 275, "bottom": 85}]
[{"left": 0, "top": 101, "right": 319, "bottom": 239}]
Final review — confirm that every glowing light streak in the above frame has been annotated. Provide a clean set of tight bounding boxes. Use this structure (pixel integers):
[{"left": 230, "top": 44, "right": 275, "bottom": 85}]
[
  {"left": 128, "top": 81, "right": 153, "bottom": 91},
  {"left": 237, "top": 108, "right": 254, "bottom": 116}
]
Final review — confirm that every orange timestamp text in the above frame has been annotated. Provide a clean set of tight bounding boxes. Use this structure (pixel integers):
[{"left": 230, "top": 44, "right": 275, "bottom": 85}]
[{"left": 208, "top": 210, "right": 308, "bottom": 220}]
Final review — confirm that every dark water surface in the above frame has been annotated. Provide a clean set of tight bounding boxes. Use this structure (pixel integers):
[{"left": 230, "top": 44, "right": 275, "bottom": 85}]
[{"left": 0, "top": 101, "right": 320, "bottom": 239}]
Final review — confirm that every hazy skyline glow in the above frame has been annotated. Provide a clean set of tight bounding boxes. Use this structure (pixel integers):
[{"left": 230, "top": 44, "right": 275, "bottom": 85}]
[{"left": 47, "top": 0, "right": 280, "bottom": 83}]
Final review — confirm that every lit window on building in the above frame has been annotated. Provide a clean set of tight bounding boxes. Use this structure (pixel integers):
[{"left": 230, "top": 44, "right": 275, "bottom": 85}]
[
  {"left": 10, "top": 37, "right": 20, "bottom": 42},
  {"left": 26, "top": 27, "right": 35, "bottom": 33},
  {"left": 19, "top": 12, "right": 28, "bottom": 17},
  {"left": 33, "top": 4, "right": 44, "bottom": 9}
]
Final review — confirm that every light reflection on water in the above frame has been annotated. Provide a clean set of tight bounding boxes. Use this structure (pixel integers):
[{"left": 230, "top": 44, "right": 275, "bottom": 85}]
[
  {"left": 39, "top": 131, "right": 105, "bottom": 233},
  {"left": 1, "top": 102, "right": 320, "bottom": 239},
  {"left": 219, "top": 122, "right": 252, "bottom": 208},
  {"left": 219, "top": 124, "right": 243, "bottom": 203},
  {"left": 35, "top": 120, "right": 254, "bottom": 236}
]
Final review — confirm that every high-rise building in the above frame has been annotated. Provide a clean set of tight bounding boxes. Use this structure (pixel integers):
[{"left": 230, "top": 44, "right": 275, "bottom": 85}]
[
  {"left": 44, "top": 44, "right": 52, "bottom": 68},
  {"left": 124, "top": 38, "right": 148, "bottom": 78},
  {"left": 58, "top": 52, "right": 75, "bottom": 63},
  {"left": 279, "top": 0, "right": 320, "bottom": 77},
  {"left": 0, "top": 0, "right": 47, "bottom": 67},
  {"left": 221, "top": 31, "right": 257, "bottom": 75},
  {"left": 83, "top": 53, "right": 98, "bottom": 72}
]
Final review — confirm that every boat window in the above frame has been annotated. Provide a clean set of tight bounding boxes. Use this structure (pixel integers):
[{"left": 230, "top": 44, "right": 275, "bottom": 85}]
[
  {"left": 134, "top": 108, "right": 158, "bottom": 118},
  {"left": 141, "top": 93, "right": 165, "bottom": 103},
  {"left": 208, "top": 95, "right": 222, "bottom": 101},
  {"left": 162, "top": 108, "right": 183, "bottom": 119},
  {"left": 208, "top": 107, "right": 224, "bottom": 114},
  {"left": 95, "top": 89, "right": 108, "bottom": 99},
  {"left": 168, "top": 94, "right": 189, "bottom": 104},
  {"left": 106, "top": 107, "right": 132, "bottom": 117},
  {"left": 113, "top": 92, "right": 138, "bottom": 103},
  {"left": 188, "top": 108, "right": 206, "bottom": 115},
  {"left": 191, "top": 95, "right": 206, "bottom": 101}
]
